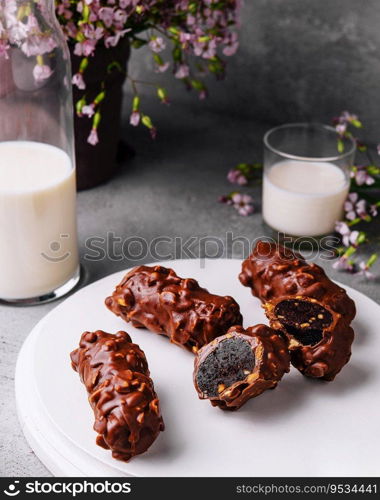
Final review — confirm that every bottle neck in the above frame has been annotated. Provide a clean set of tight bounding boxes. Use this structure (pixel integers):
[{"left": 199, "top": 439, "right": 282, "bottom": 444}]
[{"left": 36, "top": 0, "right": 56, "bottom": 20}]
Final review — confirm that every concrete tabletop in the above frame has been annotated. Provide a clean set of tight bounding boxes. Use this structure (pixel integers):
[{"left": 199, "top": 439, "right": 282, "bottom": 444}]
[{"left": 1, "top": 101, "right": 379, "bottom": 476}]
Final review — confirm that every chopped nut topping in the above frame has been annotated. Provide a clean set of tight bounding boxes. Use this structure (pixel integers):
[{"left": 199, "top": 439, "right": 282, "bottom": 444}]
[
  {"left": 136, "top": 412, "right": 145, "bottom": 424},
  {"left": 317, "top": 314, "right": 324, "bottom": 319},
  {"left": 117, "top": 298, "right": 127, "bottom": 306},
  {"left": 217, "top": 384, "right": 225, "bottom": 393},
  {"left": 247, "top": 373, "right": 258, "bottom": 384},
  {"left": 288, "top": 338, "right": 299, "bottom": 348}
]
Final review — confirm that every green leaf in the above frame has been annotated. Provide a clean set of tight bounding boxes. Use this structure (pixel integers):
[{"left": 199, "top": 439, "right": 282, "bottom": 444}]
[
  {"left": 94, "top": 91, "right": 106, "bottom": 105},
  {"left": 75, "top": 96, "right": 86, "bottom": 116},
  {"left": 157, "top": 87, "right": 167, "bottom": 101},
  {"left": 79, "top": 57, "right": 89, "bottom": 73},
  {"left": 142, "top": 115, "right": 153, "bottom": 129},
  {"left": 153, "top": 53, "right": 163, "bottom": 65},
  {"left": 132, "top": 95, "right": 140, "bottom": 112},
  {"left": 93, "top": 111, "right": 101, "bottom": 129},
  {"left": 172, "top": 46, "right": 182, "bottom": 62},
  {"left": 337, "top": 139, "right": 344, "bottom": 153},
  {"left": 367, "top": 254, "right": 378, "bottom": 268},
  {"left": 350, "top": 119, "right": 363, "bottom": 128},
  {"left": 190, "top": 79, "right": 205, "bottom": 91}
]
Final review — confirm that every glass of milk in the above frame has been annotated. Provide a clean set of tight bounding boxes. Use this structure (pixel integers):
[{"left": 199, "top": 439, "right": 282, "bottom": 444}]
[
  {"left": 0, "top": 0, "right": 80, "bottom": 304},
  {"left": 262, "top": 123, "right": 356, "bottom": 238}
]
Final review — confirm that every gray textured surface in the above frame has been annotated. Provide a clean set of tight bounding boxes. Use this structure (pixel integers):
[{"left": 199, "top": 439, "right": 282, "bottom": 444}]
[
  {"left": 129, "top": 0, "right": 380, "bottom": 144},
  {"left": 1, "top": 99, "right": 379, "bottom": 477},
  {"left": 2, "top": 0, "right": 380, "bottom": 476}
]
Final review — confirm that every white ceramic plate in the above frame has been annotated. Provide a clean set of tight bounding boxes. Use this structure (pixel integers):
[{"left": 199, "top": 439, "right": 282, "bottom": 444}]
[{"left": 16, "top": 259, "right": 380, "bottom": 476}]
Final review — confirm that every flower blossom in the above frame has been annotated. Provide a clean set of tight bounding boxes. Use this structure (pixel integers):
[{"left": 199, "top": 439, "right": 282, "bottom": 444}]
[
  {"left": 357, "top": 261, "right": 375, "bottom": 279},
  {"left": 33, "top": 64, "right": 53, "bottom": 82},
  {"left": 335, "top": 221, "right": 359, "bottom": 248},
  {"left": 352, "top": 167, "right": 375, "bottom": 186},
  {"left": 231, "top": 193, "right": 255, "bottom": 216},
  {"left": 333, "top": 256, "right": 355, "bottom": 272},
  {"left": 227, "top": 168, "right": 247, "bottom": 185},
  {"left": 72, "top": 72, "right": 86, "bottom": 90},
  {"left": 149, "top": 36, "right": 166, "bottom": 53},
  {"left": 82, "top": 104, "right": 95, "bottom": 117},
  {"left": 174, "top": 64, "right": 190, "bottom": 79},
  {"left": 129, "top": 110, "right": 140, "bottom": 126},
  {"left": 87, "top": 128, "right": 99, "bottom": 146}
]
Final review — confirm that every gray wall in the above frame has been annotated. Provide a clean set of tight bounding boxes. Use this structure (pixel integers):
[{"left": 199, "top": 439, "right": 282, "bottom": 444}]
[{"left": 128, "top": 0, "right": 380, "bottom": 144}]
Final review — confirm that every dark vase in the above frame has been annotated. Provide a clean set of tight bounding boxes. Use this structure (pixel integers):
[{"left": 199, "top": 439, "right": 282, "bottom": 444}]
[{"left": 69, "top": 40, "right": 130, "bottom": 190}]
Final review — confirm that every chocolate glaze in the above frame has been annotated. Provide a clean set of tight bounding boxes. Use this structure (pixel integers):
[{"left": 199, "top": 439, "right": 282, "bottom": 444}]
[
  {"left": 193, "top": 324, "right": 290, "bottom": 410},
  {"left": 239, "top": 240, "right": 356, "bottom": 380},
  {"left": 71, "top": 330, "right": 164, "bottom": 462},
  {"left": 105, "top": 265, "right": 243, "bottom": 353}
]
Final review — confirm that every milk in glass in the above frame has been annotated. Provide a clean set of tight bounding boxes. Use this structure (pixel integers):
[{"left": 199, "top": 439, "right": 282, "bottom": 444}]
[
  {"left": 263, "top": 160, "right": 349, "bottom": 237},
  {"left": 0, "top": 141, "right": 79, "bottom": 299}
]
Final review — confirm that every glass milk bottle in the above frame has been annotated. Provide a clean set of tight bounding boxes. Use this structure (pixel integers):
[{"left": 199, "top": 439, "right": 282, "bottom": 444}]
[
  {"left": 262, "top": 123, "right": 356, "bottom": 238},
  {"left": 0, "top": 0, "right": 80, "bottom": 304}
]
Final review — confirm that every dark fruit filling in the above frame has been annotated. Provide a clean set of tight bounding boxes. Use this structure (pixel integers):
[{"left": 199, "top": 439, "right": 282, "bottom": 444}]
[
  {"left": 196, "top": 337, "right": 255, "bottom": 397},
  {"left": 274, "top": 299, "right": 333, "bottom": 346}
]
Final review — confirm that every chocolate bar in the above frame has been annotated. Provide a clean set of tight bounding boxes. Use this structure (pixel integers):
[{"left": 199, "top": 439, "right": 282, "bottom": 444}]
[
  {"left": 239, "top": 240, "right": 355, "bottom": 380},
  {"left": 193, "top": 324, "right": 290, "bottom": 410},
  {"left": 105, "top": 265, "right": 243, "bottom": 353},
  {"left": 71, "top": 330, "right": 164, "bottom": 462}
]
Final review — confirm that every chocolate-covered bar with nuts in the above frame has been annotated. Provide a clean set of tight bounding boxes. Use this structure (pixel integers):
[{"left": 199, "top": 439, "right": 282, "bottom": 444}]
[
  {"left": 193, "top": 324, "right": 290, "bottom": 411},
  {"left": 105, "top": 265, "right": 243, "bottom": 353},
  {"left": 239, "top": 240, "right": 356, "bottom": 381},
  {"left": 70, "top": 330, "right": 164, "bottom": 462}
]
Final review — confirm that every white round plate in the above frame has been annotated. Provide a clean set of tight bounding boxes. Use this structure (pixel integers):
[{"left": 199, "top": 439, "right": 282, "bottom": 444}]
[{"left": 16, "top": 259, "right": 380, "bottom": 476}]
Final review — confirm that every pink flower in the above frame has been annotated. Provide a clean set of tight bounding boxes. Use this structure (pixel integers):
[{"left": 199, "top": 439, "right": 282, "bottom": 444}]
[
  {"left": 155, "top": 61, "right": 170, "bottom": 73},
  {"left": 335, "top": 123, "right": 346, "bottom": 136},
  {"left": 82, "top": 104, "right": 95, "bottom": 117},
  {"left": 335, "top": 221, "right": 358, "bottom": 247},
  {"left": 0, "top": 40, "right": 10, "bottom": 59},
  {"left": 358, "top": 261, "right": 375, "bottom": 279},
  {"left": 21, "top": 35, "right": 57, "bottom": 57},
  {"left": 231, "top": 193, "right": 255, "bottom": 216},
  {"left": 33, "top": 64, "right": 53, "bottom": 82},
  {"left": 74, "top": 39, "right": 96, "bottom": 57},
  {"left": 87, "top": 128, "right": 99, "bottom": 146},
  {"left": 114, "top": 10, "right": 128, "bottom": 25},
  {"left": 149, "top": 37, "right": 166, "bottom": 53},
  {"left": 104, "top": 29, "right": 130, "bottom": 48},
  {"left": 202, "top": 39, "right": 217, "bottom": 60},
  {"left": 223, "top": 32, "right": 239, "bottom": 56},
  {"left": 98, "top": 7, "right": 115, "bottom": 28},
  {"left": 175, "top": 64, "right": 190, "bottom": 79},
  {"left": 370, "top": 204, "right": 378, "bottom": 217},
  {"left": 344, "top": 192, "right": 371, "bottom": 220},
  {"left": 341, "top": 111, "right": 359, "bottom": 123},
  {"left": 354, "top": 168, "right": 375, "bottom": 186},
  {"left": 82, "top": 25, "right": 104, "bottom": 41},
  {"left": 129, "top": 110, "right": 140, "bottom": 126},
  {"left": 72, "top": 73, "right": 86, "bottom": 90},
  {"left": 227, "top": 168, "right": 247, "bottom": 185},
  {"left": 333, "top": 256, "right": 355, "bottom": 272},
  {"left": 119, "top": 0, "right": 133, "bottom": 8}
]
